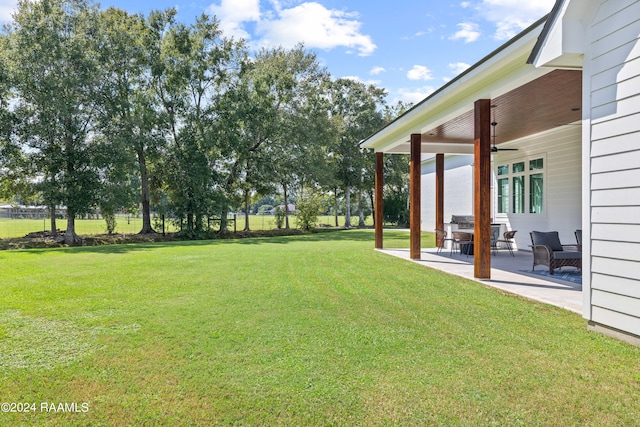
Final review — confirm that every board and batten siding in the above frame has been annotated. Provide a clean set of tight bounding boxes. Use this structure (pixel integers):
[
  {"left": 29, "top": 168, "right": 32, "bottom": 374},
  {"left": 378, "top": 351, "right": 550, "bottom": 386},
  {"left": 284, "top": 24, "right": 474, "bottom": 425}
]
[{"left": 587, "top": 0, "right": 640, "bottom": 337}]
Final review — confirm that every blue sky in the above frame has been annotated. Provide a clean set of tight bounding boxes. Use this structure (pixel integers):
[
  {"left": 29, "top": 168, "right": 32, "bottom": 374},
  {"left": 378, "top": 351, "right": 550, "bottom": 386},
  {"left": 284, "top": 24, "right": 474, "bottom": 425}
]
[{"left": 1, "top": 0, "right": 555, "bottom": 105}]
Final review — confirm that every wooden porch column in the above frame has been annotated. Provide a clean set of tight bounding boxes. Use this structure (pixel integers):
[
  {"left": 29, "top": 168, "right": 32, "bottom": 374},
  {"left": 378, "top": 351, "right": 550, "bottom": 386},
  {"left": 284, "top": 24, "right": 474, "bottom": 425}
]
[
  {"left": 435, "top": 153, "right": 444, "bottom": 247},
  {"left": 474, "top": 99, "right": 492, "bottom": 279},
  {"left": 410, "top": 133, "right": 421, "bottom": 260},
  {"left": 375, "top": 152, "right": 384, "bottom": 249}
]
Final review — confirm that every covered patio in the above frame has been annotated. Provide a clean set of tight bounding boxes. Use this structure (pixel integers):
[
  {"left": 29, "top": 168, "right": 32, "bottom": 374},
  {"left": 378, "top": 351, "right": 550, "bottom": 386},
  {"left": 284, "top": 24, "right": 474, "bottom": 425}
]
[
  {"left": 364, "top": 16, "right": 582, "bottom": 282},
  {"left": 379, "top": 247, "right": 582, "bottom": 314}
]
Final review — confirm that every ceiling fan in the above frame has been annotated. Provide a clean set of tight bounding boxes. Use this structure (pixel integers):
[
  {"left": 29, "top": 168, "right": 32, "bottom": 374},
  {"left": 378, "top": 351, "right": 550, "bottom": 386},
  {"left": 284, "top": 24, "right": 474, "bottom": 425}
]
[{"left": 491, "top": 121, "right": 518, "bottom": 153}]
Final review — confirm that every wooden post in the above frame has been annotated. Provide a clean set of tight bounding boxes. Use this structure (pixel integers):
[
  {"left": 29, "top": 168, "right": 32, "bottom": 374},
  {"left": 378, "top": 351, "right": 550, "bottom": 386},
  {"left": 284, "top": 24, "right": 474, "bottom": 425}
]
[
  {"left": 474, "top": 99, "right": 492, "bottom": 279},
  {"left": 410, "top": 133, "right": 421, "bottom": 260},
  {"left": 435, "top": 153, "right": 444, "bottom": 247},
  {"left": 375, "top": 152, "right": 384, "bottom": 249}
]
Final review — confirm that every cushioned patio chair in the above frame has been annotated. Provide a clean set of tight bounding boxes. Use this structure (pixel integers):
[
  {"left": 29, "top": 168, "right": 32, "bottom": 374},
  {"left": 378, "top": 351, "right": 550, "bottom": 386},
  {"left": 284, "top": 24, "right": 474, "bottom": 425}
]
[
  {"left": 575, "top": 229, "right": 582, "bottom": 251},
  {"left": 530, "top": 231, "right": 581, "bottom": 275},
  {"left": 435, "top": 229, "right": 454, "bottom": 254},
  {"left": 496, "top": 230, "right": 517, "bottom": 256}
]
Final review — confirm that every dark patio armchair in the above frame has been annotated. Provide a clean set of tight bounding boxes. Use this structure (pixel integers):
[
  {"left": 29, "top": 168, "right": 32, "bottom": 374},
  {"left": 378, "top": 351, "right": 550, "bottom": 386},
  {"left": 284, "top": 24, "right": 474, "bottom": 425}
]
[
  {"left": 530, "top": 231, "right": 581, "bottom": 275},
  {"left": 575, "top": 229, "right": 582, "bottom": 251}
]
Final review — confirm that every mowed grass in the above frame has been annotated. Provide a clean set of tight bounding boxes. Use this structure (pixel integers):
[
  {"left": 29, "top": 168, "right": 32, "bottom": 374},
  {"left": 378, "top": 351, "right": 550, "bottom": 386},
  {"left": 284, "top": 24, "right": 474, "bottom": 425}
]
[
  {"left": 0, "top": 215, "right": 372, "bottom": 238},
  {"left": 1, "top": 230, "right": 639, "bottom": 426}
]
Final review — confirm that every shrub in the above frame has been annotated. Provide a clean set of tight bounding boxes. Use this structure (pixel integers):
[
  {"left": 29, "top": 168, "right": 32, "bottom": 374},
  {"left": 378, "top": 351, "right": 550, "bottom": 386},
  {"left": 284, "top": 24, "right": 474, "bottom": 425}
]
[
  {"left": 274, "top": 206, "right": 285, "bottom": 229},
  {"left": 295, "top": 190, "right": 324, "bottom": 231}
]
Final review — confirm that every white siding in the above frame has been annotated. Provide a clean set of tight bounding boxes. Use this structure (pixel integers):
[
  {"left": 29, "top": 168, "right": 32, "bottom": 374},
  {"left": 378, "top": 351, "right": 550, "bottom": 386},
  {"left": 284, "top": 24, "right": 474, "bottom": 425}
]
[{"left": 587, "top": 0, "right": 640, "bottom": 337}]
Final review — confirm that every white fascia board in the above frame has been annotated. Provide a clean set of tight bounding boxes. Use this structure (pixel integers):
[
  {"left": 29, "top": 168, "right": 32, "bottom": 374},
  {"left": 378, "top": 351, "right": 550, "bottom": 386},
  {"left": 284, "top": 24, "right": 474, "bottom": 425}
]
[
  {"left": 532, "top": 0, "right": 585, "bottom": 69},
  {"left": 363, "top": 20, "right": 547, "bottom": 153}
]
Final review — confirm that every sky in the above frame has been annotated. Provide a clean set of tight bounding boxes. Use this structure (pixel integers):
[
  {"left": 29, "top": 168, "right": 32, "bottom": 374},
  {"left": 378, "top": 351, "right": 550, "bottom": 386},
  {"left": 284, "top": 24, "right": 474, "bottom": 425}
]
[{"left": 0, "top": 0, "right": 556, "bottom": 105}]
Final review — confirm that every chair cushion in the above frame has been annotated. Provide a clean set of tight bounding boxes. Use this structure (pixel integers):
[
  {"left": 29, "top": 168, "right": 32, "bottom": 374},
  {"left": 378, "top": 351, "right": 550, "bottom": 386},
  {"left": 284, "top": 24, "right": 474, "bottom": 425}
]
[
  {"left": 553, "top": 251, "right": 581, "bottom": 260},
  {"left": 531, "top": 231, "right": 563, "bottom": 252}
]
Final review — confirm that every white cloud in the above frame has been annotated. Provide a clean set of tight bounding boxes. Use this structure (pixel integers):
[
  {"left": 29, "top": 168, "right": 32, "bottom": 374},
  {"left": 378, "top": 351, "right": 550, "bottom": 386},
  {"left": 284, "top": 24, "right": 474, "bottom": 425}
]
[
  {"left": 407, "top": 65, "right": 434, "bottom": 81},
  {"left": 449, "top": 62, "right": 471, "bottom": 76},
  {"left": 208, "top": 0, "right": 261, "bottom": 40},
  {"left": 476, "top": 0, "right": 555, "bottom": 40},
  {"left": 258, "top": 3, "right": 376, "bottom": 56},
  {"left": 209, "top": 1, "right": 376, "bottom": 56},
  {"left": 342, "top": 75, "right": 381, "bottom": 86},
  {"left": 460, "top": 2, "right": 472, "bottom": 8},
  {"left": 450, "top": 22, "right": 481, "bottom": 43},
  {"left": 0, "top": 0, "right": 17, "bottom": 22},
  {"left": 370, "top": 66, "right": 386, "bottom": 75},
  {"left": 394, "top": 86, "right": 436, "bottom": 105}
]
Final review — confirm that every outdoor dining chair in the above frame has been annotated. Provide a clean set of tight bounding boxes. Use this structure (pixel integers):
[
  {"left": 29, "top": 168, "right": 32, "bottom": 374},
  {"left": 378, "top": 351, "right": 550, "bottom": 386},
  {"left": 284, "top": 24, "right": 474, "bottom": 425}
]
[
  {"left": 435, "top": 229, "right": 454, "bottom": 254},
  {"left": 451, "top": 231, "right": 474, "bottom": 257},
  {"left": 496, "top": 230, "right": 517, "bottom": 256}
]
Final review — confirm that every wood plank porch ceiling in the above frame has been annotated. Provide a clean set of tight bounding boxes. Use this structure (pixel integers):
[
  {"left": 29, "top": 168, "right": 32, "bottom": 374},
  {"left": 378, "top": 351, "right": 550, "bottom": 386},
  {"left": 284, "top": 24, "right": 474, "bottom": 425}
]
[{"left": 421, "top": 69, "right": 582, "bottom": 147}]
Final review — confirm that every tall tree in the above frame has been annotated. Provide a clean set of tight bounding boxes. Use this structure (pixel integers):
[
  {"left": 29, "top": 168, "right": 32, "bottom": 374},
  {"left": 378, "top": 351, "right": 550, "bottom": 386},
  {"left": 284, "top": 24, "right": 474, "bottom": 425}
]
[
  {"left": 96, "top": 7, "right": 162, "bottom": 234},
  {"left": 147, "top": 10, "right": 244, "bottom": 234},
  {"left": 216, "top": 45, "right": 329, "bottom": 231},
  {"left": 329, "top": 79, "right": 386, "bottom": 228},
  {"left": 6, "top": 0, "right": 103, "bottom": 244}
]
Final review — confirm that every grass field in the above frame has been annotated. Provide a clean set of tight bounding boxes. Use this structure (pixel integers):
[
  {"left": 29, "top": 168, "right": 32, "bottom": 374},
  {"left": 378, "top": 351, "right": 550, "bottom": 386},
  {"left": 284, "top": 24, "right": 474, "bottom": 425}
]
[
  {"left": 1, "top": 230, "right": 639, "bottom": 426},
  {"left": 0, "top": 215, "right": 373, "bottom": 238}
]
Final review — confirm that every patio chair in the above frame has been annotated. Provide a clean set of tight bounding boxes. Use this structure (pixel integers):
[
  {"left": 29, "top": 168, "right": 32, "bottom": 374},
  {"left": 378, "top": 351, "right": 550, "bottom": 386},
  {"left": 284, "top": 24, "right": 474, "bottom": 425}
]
[
  {"left": 435, "top": 229, "right": 454, "bottom": 254},
  {"left": 490, "top": 225, "right": 501, "bottom": 256},
  {"left": 451, "top": 231, "right": 474, "bottom": 257},
  {"left": 575, "top": 229, "right": 582, "bottom": 251},
  {"left": 496, "top": 230, "right": 517, "bottom": 256},
  {"left": 529, "top": 231, "right": 581, "bottom": 275}
]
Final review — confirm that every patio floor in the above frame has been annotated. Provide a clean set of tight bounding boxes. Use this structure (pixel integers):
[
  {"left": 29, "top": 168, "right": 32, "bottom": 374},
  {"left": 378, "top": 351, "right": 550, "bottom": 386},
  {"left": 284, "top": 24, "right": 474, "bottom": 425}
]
[{"left": 378, "top": 247, "right": 583, "bottom": 314}]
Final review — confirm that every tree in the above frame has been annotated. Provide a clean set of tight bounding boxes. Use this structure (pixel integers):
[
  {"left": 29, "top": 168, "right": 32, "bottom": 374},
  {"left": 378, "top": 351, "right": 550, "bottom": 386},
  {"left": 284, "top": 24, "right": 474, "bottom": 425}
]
[
  {"left": 216, "top": 45, "right": 330, "bottom": 231},
  {"left": 329, "top": 79, "right": 386, "bottom": 228},
  {"left": 147, "top": 10, "right": 244, "bottom": 235},
  {"left": 96, "top": 7, "right": 162, "bottom": 234},
  {"left": 6, "top": 0, "right": 103, "bottom": 244}
]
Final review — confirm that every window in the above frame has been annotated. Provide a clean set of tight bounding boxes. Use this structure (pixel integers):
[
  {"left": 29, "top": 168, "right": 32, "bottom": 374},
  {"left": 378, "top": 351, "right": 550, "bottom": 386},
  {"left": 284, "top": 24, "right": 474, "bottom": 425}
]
[
  {"left": 497, "top": 165, "right": 509, "bottom": 213},
  {"left": 495, "top": 156, "right": 544, "bottom": 215}
]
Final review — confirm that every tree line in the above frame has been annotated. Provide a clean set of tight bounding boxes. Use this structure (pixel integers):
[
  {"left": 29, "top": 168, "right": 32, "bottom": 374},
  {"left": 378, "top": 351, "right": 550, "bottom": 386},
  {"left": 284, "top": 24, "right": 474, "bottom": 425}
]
[{"left": 0, "top": 0, "right": 410, "bottom": 243}]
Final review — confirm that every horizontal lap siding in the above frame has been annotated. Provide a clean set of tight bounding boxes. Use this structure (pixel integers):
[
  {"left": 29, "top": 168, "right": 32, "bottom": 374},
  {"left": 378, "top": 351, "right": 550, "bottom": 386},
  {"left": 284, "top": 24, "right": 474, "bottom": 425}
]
[{"left": 588, "top": 1, "right": 640, "bottom": 334}]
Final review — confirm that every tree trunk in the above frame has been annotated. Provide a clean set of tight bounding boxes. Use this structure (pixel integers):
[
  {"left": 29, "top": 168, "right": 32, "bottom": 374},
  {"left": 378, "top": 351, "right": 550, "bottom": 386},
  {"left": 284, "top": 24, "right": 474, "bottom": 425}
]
[
  {"left": 369, "top": 192, "right": 375, "bottom": 227},
  {"left": 344, "top": 185, "right": 351, "bottom": 228},
  {"left": 243, "top": 190, "right": 250, "bottom": 231},
  {"left": 358, "top": 189, "right": 365, "bottom": 228},
  {"left": 138, "top": 150, "right": 155, "bottom": 234},
  {"left": 334, "top": 189, "right": 339, "bottom": 227},
  {"left": 219, "top": 208, "right": 229, "bottom": 234},
  {"left": 64, "top": 209, "right": 80, "bottom": 245},
  {"left": 283, "top": 184, "right": 290, "bottom": 230},
  {"left": 49, "top": 205, "right": 57, "bottom": 237}
]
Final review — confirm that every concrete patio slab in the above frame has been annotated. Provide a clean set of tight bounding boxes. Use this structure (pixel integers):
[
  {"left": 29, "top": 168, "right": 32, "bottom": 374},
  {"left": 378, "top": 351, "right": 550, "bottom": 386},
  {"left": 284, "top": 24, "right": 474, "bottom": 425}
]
[{"left": 378, "top": 247, "right": 583, "bottom": 314}]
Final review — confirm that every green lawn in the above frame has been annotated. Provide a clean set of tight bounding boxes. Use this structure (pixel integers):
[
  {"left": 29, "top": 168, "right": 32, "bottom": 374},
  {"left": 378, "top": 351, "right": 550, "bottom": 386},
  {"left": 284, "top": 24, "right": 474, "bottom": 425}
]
[{"left": 1, "top": 230, "right": 639, "bottom": 426}]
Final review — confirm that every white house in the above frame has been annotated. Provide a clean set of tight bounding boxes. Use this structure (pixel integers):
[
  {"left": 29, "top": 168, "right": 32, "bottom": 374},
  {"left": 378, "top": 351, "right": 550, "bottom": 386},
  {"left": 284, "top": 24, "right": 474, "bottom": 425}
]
[
  {"left": 531, "top": 0, "right": 640, "bottom": 344},
  {"left": 363, "top": 0, "right": 640, "bottom": 345}
]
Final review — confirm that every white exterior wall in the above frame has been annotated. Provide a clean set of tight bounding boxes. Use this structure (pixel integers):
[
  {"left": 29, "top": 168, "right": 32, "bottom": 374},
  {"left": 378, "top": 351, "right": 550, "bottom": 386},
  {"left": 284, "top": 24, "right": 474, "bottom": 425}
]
[
  {"left": 584, "top": 0, "right": 640, "bottom": 337},
  {"left": 420, "top": 155, "right": 474, "bottom": 231},
  {"left": 492, "top": 126, "right": 582, "bottom": 250},
  {"left": 419, "top": 125, "right": 582, "bottom": 251}
]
